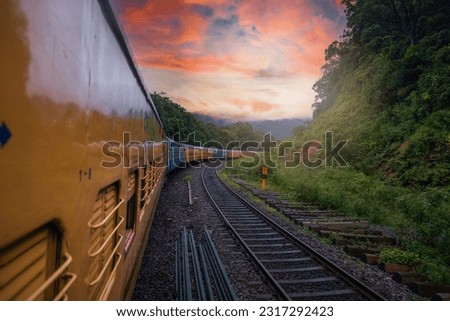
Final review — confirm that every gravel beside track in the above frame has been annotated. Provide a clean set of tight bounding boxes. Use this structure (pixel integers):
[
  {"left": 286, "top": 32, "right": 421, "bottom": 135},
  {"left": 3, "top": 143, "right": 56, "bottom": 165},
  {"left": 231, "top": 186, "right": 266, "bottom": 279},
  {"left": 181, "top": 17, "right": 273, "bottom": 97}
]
[
  {"left": 132, "top": 163, "right": 420, "bottom": 301},
  {"left": 132, "top": 163, "right": 274, "bottom": 300}
]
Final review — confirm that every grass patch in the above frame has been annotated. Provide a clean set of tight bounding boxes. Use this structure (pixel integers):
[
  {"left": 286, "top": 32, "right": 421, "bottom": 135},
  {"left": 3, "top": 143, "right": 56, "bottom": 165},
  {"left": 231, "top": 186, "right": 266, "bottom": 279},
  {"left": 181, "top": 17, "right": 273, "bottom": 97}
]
[
  {"left": 379, "top": 247, "right": 421, "bottom": 266},
  {"left": 183, "top": 172, "right": 192, "bottom": 182}
]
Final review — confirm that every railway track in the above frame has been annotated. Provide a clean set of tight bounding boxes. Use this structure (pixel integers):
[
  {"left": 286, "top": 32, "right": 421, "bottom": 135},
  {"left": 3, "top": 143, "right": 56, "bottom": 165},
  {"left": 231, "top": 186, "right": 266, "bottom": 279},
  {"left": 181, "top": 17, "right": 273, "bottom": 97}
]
[
  {"left": 230, "top": 177, "right": 397, "bottom": 261},
  {"left": 228, "top": 177, "right": 450, "bottom": 300},
  {"left": 201, "top": 165, "right": 386, "bottom": 301}
]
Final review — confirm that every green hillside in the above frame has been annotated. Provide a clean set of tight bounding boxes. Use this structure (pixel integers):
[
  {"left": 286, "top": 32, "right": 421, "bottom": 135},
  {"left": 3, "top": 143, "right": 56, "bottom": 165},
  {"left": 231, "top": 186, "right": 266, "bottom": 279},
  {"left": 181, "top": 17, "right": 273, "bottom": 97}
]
[{"left": 297, "top": 0, "right": 450, "bottom": 187}]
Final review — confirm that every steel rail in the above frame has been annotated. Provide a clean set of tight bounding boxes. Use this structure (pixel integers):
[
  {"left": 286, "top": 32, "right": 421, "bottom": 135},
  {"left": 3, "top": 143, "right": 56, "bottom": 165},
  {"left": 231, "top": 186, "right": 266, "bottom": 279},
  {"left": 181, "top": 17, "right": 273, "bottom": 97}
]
[
  {"left": 202, "top": 166, "right": 291, "bottom": 300},
  {"left": 212, "top": 166, "right": 387, "bottom": 301}
]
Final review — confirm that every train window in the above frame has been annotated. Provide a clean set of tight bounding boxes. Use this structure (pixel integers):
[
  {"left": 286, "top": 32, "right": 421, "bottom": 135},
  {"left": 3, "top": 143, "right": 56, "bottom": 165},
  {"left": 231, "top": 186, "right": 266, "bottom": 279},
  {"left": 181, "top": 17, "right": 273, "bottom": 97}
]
[
  {"left": 88, "top": 183, "right": 124, "bottom": 300},
  {"left": 154, "top": 162, "right": 160, "bottom": 188},
  {"left": 155, "top": 158, "right": 164, "bottom": 183},
  {"left": 140, "top": 164, "right": 150, "bottom": 212},
  {"left": 125, "top": 171, "right": 138, "bottom": 251},
  {"left": 148, "top": 163, "right": 153, "bottom": 189},
  {"left": 0, "top": 225, "right": 59, "bottom": 300}
]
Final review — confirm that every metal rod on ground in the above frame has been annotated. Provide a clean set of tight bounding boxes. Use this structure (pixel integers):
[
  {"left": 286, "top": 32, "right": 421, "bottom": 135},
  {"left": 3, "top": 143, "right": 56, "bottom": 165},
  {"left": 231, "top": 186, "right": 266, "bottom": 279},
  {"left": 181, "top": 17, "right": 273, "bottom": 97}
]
[
  {"left": 203, "top": 227, "right": 238, "bottom": 301},
  {"left": 182, "top": 228, "right": 192, "bottom": 300},
  {"left": 197, "top": 244, "right": 214, "bottom": 300},
  {"left": 203, "top": 242, "right": 227, "bottom": 300},
  {"left": 189, "top": 230, "right": 206, "bottom": 300},
  {"left": 188, "top": 180, "right": 193, "bottom": 205},
  {"left": 175, "top": 239, "right": 180, "bottom": 300}
]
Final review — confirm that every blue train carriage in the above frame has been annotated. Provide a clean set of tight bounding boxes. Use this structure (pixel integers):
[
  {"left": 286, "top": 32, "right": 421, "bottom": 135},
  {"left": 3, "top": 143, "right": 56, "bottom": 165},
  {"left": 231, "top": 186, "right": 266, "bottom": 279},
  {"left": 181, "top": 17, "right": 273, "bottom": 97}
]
[
  {"left": 211, "top": 148, "right": 227, "bottom": 159},
  {"left": 167, "top": 141, "right": 230, "bottom": 172},
  {"left": 0, "top": 0, "right": 167, "bottom": 300},
  {"left": 167, "top": 139, "right": 187, "bottom": 173}
]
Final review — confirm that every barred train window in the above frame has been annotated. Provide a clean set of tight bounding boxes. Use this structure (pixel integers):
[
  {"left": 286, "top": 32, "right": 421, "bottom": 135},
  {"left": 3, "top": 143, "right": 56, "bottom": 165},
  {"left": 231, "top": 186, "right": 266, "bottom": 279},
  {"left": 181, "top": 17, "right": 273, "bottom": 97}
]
[
  {"left": 88, "top": 183, "right": 122, "bottom": 300},
  {"left": 0, "top": 225, "right": 58, "bottom": 300},
  {"left": 140, "top": 164, "right": 150, "bottom": 210},
  {"left": 125, "top": 171, "right": 138, "bottom": 251}
]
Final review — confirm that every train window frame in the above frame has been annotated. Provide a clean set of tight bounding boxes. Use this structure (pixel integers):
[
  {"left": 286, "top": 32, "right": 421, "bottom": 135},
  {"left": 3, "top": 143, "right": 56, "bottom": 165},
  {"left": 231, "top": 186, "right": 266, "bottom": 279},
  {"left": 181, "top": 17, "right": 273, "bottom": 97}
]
[
  {"left": 45, "top": 224, "right": 60, "bottom": 298},
  {"left": 139, "top": 163, "right": 151, "bottom": 221},
  {"left": 0, "top": 223, "right": 60, "bottom": 300},
  {"left": 87, "top": 182, "right": 123, "bottom": 300},
  {"left": 125, "top": 169, "right": 138, "bottom": 252}
]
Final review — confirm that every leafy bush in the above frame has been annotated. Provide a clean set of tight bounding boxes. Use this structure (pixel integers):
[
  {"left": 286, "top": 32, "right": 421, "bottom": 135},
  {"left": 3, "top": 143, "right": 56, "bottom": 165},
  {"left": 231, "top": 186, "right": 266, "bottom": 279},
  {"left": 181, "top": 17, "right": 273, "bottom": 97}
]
[{"left": 379, "top": 247, "right": 420, "bottom": 266}]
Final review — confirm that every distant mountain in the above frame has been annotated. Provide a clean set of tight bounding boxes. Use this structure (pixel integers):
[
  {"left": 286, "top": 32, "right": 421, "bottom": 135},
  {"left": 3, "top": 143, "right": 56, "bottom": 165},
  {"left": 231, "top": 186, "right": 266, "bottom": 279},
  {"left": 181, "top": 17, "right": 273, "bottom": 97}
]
[
  {"left": 250, "top": 118, "right": 310, "bottom": 140},
  {"left": 192, "top": 113, "right": 233, "bottom": 127},
  {"left": 193, "top": 113, "right": 310, "bottom": 140}
]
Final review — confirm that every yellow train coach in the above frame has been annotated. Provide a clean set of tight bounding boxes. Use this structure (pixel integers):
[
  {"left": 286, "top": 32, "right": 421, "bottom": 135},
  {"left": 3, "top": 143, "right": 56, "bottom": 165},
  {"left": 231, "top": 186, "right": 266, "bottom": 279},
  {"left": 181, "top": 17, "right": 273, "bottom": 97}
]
[
  {"left": 0, "top": 0, "right": 167, "bottom": 300},
  {"left": 184, "top": 146, "right": 215, "bottom": 163}
]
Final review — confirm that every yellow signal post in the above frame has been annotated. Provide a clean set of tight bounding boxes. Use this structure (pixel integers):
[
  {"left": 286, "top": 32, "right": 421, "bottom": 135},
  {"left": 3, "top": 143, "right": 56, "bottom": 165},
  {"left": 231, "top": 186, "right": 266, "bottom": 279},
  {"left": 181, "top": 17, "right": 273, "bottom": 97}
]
[{"left": 261, "top": 166, "right": 268, "bottom": 191}]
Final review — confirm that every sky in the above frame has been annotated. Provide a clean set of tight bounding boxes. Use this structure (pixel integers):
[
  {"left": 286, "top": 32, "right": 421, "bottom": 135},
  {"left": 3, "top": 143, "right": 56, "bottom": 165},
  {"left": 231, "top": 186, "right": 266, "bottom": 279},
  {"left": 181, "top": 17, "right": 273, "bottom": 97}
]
[{"left": 112, "top": 0, "right": 346, "bottom": 121}]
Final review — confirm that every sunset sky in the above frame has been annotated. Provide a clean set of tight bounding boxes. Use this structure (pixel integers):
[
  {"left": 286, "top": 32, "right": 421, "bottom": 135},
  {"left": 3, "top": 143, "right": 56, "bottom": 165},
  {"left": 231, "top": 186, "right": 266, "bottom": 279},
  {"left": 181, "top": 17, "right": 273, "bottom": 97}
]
[{"left": 112, "top": 0, "right": 346, "bottom": 121}]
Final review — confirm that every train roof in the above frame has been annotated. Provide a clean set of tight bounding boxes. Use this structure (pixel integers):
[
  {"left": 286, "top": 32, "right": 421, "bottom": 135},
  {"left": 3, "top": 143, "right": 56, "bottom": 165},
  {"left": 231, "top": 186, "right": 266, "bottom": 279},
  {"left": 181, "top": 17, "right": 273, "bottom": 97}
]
[{"left": 99, "top": 0, "right": 165, "bottom": 131}]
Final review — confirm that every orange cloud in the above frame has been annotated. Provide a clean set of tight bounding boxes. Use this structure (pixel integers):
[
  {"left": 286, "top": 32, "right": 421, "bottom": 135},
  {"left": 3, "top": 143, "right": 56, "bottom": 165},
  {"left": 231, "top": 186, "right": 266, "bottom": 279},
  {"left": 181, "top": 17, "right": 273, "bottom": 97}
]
[
  {"left": 334, "top": 0, "right": 346, "bottom": 11},
  {"left": 290, "top": 15, "right": 341, "bottom": 76},
  {"left": 236, "top": 0, "right": 344, "bottom": 77},
  {"left": 123, "top": 0, "right": 208, "bottom": 44},
  {"left": 251, "top": 100, "right": 280, "bottom": 113},
  {"left": 117, "top": 0, "right": 345, "bottom": 77},
  {"left": 119, "top": 0, "right": 212, "bottom": 71},
  {"left": 113, "top": 0, "right": 346, "bottom": 120},
  {"left": 237, "top": 0, "right": 313, "bottom": 38},
  {"left": 230, "top": 98, "right": 280, "bottom": 113}
]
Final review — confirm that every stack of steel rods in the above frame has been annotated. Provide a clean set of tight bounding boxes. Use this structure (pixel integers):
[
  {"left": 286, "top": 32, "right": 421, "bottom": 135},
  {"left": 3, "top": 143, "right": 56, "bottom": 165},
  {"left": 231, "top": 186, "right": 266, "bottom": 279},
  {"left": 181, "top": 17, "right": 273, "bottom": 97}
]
[{"left": 174, "top": 227, "right": 238, "bottom": 301}]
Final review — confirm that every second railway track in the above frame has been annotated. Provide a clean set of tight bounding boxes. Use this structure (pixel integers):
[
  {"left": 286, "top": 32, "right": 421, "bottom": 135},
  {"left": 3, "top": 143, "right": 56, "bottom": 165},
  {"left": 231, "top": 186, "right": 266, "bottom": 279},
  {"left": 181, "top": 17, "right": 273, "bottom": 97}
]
[{"left": 202, "top": 164, "right": 386, "bottom": 301}]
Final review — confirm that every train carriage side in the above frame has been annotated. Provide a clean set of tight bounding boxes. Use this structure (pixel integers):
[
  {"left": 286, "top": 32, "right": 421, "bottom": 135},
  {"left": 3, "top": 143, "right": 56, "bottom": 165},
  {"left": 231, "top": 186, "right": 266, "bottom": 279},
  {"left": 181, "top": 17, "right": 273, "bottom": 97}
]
[
  {"left": 183, "top": 145, "right": 213, "bottom": 163},
  {"left": 227, "top": 150, "right": 243, "bottom": 159},
  {"left": 213, "top": 149, "right": 227, "bottom": 159},
  {"left": 0, "top": 0, "right": 166, "bottom": 300},
  {"left": 167, "top": 143, "right": 216, "bottom": 173},
  {"left": 167, "top": 140, "right": 186, "bottom": 172}
]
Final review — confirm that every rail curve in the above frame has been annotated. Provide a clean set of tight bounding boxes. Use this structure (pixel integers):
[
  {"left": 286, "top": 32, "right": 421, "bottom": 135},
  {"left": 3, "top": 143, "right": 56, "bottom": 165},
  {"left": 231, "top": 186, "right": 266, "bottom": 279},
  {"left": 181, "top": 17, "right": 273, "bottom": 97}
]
[{"left": 201, "top": 164, "right": 386, "bottom": 301}]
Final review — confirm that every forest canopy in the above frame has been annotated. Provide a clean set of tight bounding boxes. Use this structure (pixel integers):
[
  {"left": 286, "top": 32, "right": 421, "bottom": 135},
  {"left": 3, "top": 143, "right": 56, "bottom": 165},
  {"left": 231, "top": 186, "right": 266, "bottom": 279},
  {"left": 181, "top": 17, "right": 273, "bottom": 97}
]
[{"left": 298, "top": 0, "right": 450, "bottom": 187}]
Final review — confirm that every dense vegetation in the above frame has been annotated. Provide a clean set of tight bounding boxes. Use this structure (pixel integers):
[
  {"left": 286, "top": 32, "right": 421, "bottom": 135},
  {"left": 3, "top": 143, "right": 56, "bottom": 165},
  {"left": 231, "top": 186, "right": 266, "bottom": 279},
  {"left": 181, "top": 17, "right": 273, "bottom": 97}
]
[
  {"left": 227, "top": 0, "right": 449, "bottom": 283},
  {"left": 307, "top": 0, "right": 450, "bottom": 187},
  {"left": 151, "top": 93, "right": 263, "bottom": 147}
]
